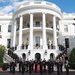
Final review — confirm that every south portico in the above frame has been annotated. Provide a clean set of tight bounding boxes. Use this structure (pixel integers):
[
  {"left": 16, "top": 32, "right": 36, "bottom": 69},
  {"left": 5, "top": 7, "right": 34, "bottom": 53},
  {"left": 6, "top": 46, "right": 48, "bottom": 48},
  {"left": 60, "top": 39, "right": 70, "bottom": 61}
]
[{"left": 12, "top": 12, "right": 61, "bottom": 50}]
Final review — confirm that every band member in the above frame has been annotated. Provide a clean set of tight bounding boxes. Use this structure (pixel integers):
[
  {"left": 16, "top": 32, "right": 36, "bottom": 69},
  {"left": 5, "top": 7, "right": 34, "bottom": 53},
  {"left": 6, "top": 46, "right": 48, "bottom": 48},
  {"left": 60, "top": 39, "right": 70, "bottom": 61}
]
[
  {"left": 43, "top": 58, "right": 46, "bottom": 73},
  {"left": 29, "top": 60, "right": 32, "bottom": 74},
  {"left": 31, "top": 59, "right": 34, "bottom": 71},
  {"left": 59, "top": 57, "right": 63, "bottom": 73},
  {"left": 21, "top": 61, "right": 25, "bottom": 74},
  {"left": 10, "top": 61, "right": 13, "bottom": 73},
  {"left": 12, "top": 60, "right": 16, "bottom": 74},
  {"left": 65, "top": 60, "right": 69, "bottom": 74},
  {"left": 34, "top": 59, "right": 38, "bottom": 72},
  {"left": 18, "top": 57, "right": 22, "bottom": 72},
  {"left": 26, "top": 59, "right": 29, "bottom": 72},
  {"left": 39, "top": 59, "right": 43, "bottom": 74},
  {"left": 56, "top": 59, "right": 60, "bottom": 75},
  {"left": 47, "top": 40, "right": 50, "bottom": 49},
  {"left": 47, "top": 60, "right": 52, "bottom": 74}
]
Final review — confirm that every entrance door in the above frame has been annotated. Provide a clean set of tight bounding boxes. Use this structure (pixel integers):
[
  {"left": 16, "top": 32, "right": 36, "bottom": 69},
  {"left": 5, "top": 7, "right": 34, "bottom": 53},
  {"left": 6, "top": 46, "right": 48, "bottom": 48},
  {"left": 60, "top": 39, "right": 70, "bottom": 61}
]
[
  {"left": 35, "top": 36, "right": 40, "bottom": 46},
  {"left": 35, "top": 53, "right": 41, "bottom": 61},
  {"left": 50, "top": 53, "right": 54, "bottom": 60}
]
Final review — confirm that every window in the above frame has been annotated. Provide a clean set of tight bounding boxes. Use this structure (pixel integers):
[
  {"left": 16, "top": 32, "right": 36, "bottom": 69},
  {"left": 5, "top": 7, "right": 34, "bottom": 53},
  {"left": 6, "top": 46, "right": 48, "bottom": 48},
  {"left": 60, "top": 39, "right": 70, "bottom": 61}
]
[
  {"left": 65, "top": 38, "right": 69, "bottom": 48},
  {"left": 35, "top": 36, "right": 40, "bottom": 45},
  {"left": 8, "top": 25, "right": 12, "bottom": 32},
  {"left": 64, "top": 25, "right": 68, "bottom": 32},
  {"left": 0, "top": 25, "right": 1, "bottom": 32},
  {"left": 7, "top": 39, "right": 11, "bottom": 48},
  {"left": 35, "top": 21, "right": 40, "bottom": 27}
]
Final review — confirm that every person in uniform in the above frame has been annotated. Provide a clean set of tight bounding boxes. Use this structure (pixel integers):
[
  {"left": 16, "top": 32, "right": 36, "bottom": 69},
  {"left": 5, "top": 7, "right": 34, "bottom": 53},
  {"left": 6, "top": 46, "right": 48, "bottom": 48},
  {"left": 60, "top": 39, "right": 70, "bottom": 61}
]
[
  {"left": 39, "top": 59, "right": 43, "bottom": 74},
  {"left": 47, "top": 40, "right": 50, "bottom": 49},
  {"left": 21, "top": 61, "right": 25, "bottom": 74},
  {"left": 65, "top": 60, "right": 69, "bottom": 74},
  {"left": 29, "top": 60, "right": 32, "bottom": 74},
  {"left": 34, "top": 59, "right": 38, "bottom": 73},
  {"left": 26, "top": 39, "right": 29, "bottom": 49},
  {"left": 31, "top": 59, "right": 34, "bottom": 71},
  {"left": 18, "top": 57, "right": 22, "bottom": 72},
  {"left": 12, "top": 59, "right": 16, "bottom": 74},
  {"left": 47, "top": 59, "right": 52, "bottom": 74},
  {"left": 59, "top": 57, "right": 63, "bottom": 73},
  {"left": 56, "top": 59, "right": 60, "bottom": 75},
  {"left": 43, "top": 58, "right": 46, "bottom": 73}
]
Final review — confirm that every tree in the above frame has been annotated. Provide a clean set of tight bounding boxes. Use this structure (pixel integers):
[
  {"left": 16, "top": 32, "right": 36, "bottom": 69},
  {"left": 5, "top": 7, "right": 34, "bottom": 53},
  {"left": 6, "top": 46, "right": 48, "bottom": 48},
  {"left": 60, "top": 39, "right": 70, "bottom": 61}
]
[{"left": 0, "top": 45, "right": 6, "bottom": 63}]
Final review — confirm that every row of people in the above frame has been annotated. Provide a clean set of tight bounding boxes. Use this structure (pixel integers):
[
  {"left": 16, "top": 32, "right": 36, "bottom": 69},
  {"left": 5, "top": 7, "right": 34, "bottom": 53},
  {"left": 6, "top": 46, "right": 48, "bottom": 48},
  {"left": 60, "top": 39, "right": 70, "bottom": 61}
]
[{"left": 9, "top": 57, "right": 70, "bottom": 74}]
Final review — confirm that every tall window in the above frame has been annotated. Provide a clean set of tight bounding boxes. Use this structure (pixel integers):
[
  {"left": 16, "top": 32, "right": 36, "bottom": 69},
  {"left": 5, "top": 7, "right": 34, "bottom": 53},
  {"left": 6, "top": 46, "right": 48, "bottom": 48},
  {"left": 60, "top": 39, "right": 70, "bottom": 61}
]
[
  {"left": 7, "top": 39, "right": 11, "bottom": 48},
  {"left": 8, "top": 25, "right": 12, "bottom": 32},
  {"left": 65, "top": 38, "right": 69, "bottom": 48},
  {"left": 35, "top": 36, "right": 40, "bottom": 45},
  {"left": 35, "top": 21, "right": 40, "bottom": 27},
  {"left": 0, "top": 25, "right": 1, "bottom": 32},
  {"left": 64, "top": 25, "right": 68, "bottom": 32}
]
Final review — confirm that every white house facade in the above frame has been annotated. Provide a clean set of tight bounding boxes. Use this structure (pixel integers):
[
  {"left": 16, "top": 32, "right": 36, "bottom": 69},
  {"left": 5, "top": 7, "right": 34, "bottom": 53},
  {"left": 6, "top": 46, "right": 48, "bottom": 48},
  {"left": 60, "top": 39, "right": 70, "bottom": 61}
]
[{"left": 0, "top": 1, "right": 75, "bottom": 60}]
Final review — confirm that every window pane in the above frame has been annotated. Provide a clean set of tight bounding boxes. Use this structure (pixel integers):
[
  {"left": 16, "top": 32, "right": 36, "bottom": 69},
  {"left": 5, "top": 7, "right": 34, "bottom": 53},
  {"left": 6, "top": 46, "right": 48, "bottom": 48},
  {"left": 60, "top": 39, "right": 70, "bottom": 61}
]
[
  {"left": 35, "top": 36, "right": 40, "bottom": 44},
  {"left": 64, "top": 25, "right": 68, "bottom": 32},
  {"left": 36, "top": 21, "right": 40, "bottom": 27},
  {"left": 8, "top": 25, "right": 12, "bottom": 32},
  {"left": 7, "top": 39, "right": 11, "bottom": 48},
  {"left": 65, "top": 38, "right": 69, "bottom": 48},
  {"left": 0, "top": 25, "right": 1, "bottom": 32}
]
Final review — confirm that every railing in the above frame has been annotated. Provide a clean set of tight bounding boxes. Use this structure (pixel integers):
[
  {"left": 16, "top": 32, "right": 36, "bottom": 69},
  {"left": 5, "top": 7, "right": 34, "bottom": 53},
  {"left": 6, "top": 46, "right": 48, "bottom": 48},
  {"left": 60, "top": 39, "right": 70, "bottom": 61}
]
[{"left": 16, "top": 24, "right": 59, "bottom": 31}]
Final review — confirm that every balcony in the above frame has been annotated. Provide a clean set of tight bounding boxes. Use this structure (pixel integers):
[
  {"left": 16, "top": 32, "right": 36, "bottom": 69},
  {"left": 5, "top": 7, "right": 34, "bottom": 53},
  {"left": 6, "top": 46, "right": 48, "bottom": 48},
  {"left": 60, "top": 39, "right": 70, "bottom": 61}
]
[{"left": 16, "top": 24, "right": 59, "bottom": 32}]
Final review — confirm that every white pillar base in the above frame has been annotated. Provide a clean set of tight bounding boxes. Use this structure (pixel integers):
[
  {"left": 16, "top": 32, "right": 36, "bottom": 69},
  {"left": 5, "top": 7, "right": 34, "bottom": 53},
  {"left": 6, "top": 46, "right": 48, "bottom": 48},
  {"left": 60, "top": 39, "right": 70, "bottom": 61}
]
[
  {"left": 28, "top": 45, "right": 33, "bottom": 50},
  {"left": 43, "top": 45, "right": 48, "bottom": 50}
]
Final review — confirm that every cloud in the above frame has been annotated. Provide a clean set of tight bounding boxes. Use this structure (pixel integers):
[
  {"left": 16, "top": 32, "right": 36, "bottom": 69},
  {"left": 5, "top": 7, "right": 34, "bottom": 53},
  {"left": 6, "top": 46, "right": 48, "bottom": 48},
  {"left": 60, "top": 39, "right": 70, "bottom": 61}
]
[{"left": 0, "top": 0, "right": 26, "bottom": 14}]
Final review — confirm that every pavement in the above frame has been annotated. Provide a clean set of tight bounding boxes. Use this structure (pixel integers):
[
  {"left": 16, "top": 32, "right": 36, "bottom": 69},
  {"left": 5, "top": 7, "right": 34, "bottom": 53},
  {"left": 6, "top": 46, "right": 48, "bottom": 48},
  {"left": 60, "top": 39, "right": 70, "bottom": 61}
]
[{"left": 0, "top": 71, "right": 75, "bottom": 75}]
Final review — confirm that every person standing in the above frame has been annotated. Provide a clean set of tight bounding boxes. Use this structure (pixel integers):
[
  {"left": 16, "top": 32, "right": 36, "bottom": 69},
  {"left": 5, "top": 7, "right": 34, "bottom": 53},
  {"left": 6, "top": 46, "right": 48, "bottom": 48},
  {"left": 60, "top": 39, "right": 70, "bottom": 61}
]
[
  {"left": 56, "top": 59, "right": 60, "bottom": 75},
  {"left": 29, "top": 60, "right": 32, "bottom": 74},
  {"left": 18, "top": 57, "right": 22, "bottom": 72},
  {"left": 39, "top": 59, "right": 43, "bottom": 74},
  {"left": 43, "top": 58, "right": 46, "bottom": 73}
]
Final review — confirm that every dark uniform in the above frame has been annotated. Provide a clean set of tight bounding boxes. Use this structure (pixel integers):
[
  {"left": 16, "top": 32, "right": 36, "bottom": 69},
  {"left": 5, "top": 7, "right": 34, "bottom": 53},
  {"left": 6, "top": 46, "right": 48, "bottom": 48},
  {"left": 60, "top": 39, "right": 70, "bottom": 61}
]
[
  {"left": 34, "top": 60, "right": 38, "bottom": 73},
  {"left": 43, "top": 58, "right": 46, "bottom": 73},
  {"left": 26, "top": 59, "right": 29, "bottom": 72},
  {"left": 29, "top": 61, "right": 32, "bottom": 74},
  {"left": 12, "top": 62, "right": 15, "bottom": 74},
  {"left": 31, "top": 59, "right": 34, "bottom": 71},
  {"left": 47, "top": 60, "right": 52, "bottom": 74},
  {"left": 21, "top": 61, "right": 25, "bottom": 74},
  {"left": 56, "top": 59, "right": 60, "bottom": 75},
  {"left": 65, "top": 60, "right": 69, "bottom": 74},
  {"left": 18, "top": 57, "right": 22, "bottom": 72},
  {"left": 39, "top": 59, "right": 43, "bottom": 74}
]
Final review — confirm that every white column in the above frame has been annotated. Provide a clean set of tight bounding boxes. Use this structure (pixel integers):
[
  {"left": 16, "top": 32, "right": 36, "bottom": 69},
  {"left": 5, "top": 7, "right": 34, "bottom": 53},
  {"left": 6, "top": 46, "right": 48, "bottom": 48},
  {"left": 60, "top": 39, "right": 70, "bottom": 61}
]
[
  {"left": 53, "top": 16, "right": 58, "bottom": 50},
  {"left": 42, "top": 13, "right": 47, "bottom": 49},
  {"left": 18, "top": 15, "right": 23, "bottom": 50},
  {"left": 59, "top": 20, "right": 62, "bottom": 45},
  {"left": 12, "top": 20, "right": 17, "bottom": 47},
  {"left": 28, "top": 13, "right": 33, "bottom": 49}
]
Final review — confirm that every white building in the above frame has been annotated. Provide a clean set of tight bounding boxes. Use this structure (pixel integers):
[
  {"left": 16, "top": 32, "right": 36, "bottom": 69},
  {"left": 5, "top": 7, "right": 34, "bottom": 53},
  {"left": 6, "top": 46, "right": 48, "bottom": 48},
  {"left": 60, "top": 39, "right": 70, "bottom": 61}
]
[{"left": 0, "top": 1, "right": 75, "bottom": 60}]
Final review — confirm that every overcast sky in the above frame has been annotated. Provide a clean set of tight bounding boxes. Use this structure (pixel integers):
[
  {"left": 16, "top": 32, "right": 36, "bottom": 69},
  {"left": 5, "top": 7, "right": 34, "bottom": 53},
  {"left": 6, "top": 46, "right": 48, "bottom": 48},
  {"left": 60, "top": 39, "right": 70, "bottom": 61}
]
[{"left": 0, "top": 0, "right": 75, "bottom": 14}]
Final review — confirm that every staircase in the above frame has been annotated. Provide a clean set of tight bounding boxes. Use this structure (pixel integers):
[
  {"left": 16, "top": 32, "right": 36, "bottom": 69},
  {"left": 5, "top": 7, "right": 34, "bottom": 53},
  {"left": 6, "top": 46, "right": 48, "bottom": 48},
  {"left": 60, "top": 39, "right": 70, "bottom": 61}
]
[{"left": 3, "top": 53, "right": 14, "bottom": 63}]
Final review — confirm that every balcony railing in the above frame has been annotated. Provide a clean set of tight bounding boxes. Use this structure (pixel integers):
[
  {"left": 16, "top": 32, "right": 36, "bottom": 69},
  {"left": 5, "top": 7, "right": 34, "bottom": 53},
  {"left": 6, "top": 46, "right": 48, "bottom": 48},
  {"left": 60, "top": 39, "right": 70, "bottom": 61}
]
[{"left": 16, "top": 24, "right": 59, "bottom": 31}]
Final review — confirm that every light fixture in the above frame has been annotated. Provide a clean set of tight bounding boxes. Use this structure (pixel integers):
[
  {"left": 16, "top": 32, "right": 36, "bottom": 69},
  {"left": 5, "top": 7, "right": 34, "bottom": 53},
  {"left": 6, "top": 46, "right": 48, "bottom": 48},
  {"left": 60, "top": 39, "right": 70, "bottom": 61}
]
[
  {"left": 28, "top": 50, "right": 31, "bottom": 55},
  {"left": 45, "top": 50, "right": 47, "bottom": 55}
]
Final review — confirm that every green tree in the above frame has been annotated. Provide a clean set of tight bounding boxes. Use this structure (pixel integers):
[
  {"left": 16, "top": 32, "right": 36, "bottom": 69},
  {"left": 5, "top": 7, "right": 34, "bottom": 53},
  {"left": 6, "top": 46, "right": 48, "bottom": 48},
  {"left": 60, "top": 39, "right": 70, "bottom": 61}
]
[
  {"left": 69, "top": 48, "right": 75, "bottom": 63},
  {"left": 0, "top": 45, "right": 6, "bottom": 63}
]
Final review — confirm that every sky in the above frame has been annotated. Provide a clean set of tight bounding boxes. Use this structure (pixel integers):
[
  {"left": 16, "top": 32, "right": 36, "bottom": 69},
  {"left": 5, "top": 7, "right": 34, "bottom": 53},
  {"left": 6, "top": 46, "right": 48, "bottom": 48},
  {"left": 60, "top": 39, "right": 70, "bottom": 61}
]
[{"left": 0, "top": 0, "right": 75, "bottom": 14}]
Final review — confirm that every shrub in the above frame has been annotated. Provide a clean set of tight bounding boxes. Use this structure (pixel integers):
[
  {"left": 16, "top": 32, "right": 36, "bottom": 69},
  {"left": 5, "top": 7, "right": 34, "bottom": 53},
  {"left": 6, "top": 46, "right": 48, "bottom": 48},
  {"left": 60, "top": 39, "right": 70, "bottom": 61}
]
[
  {"left": 69, "top": 48, "right": 75, "bottom": 63},
  {"left": 0, "top": 45, "right": 6, "bottom": 63},
  {"left": 69, "top": 48, "right": 75, "bottom": 69}
]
